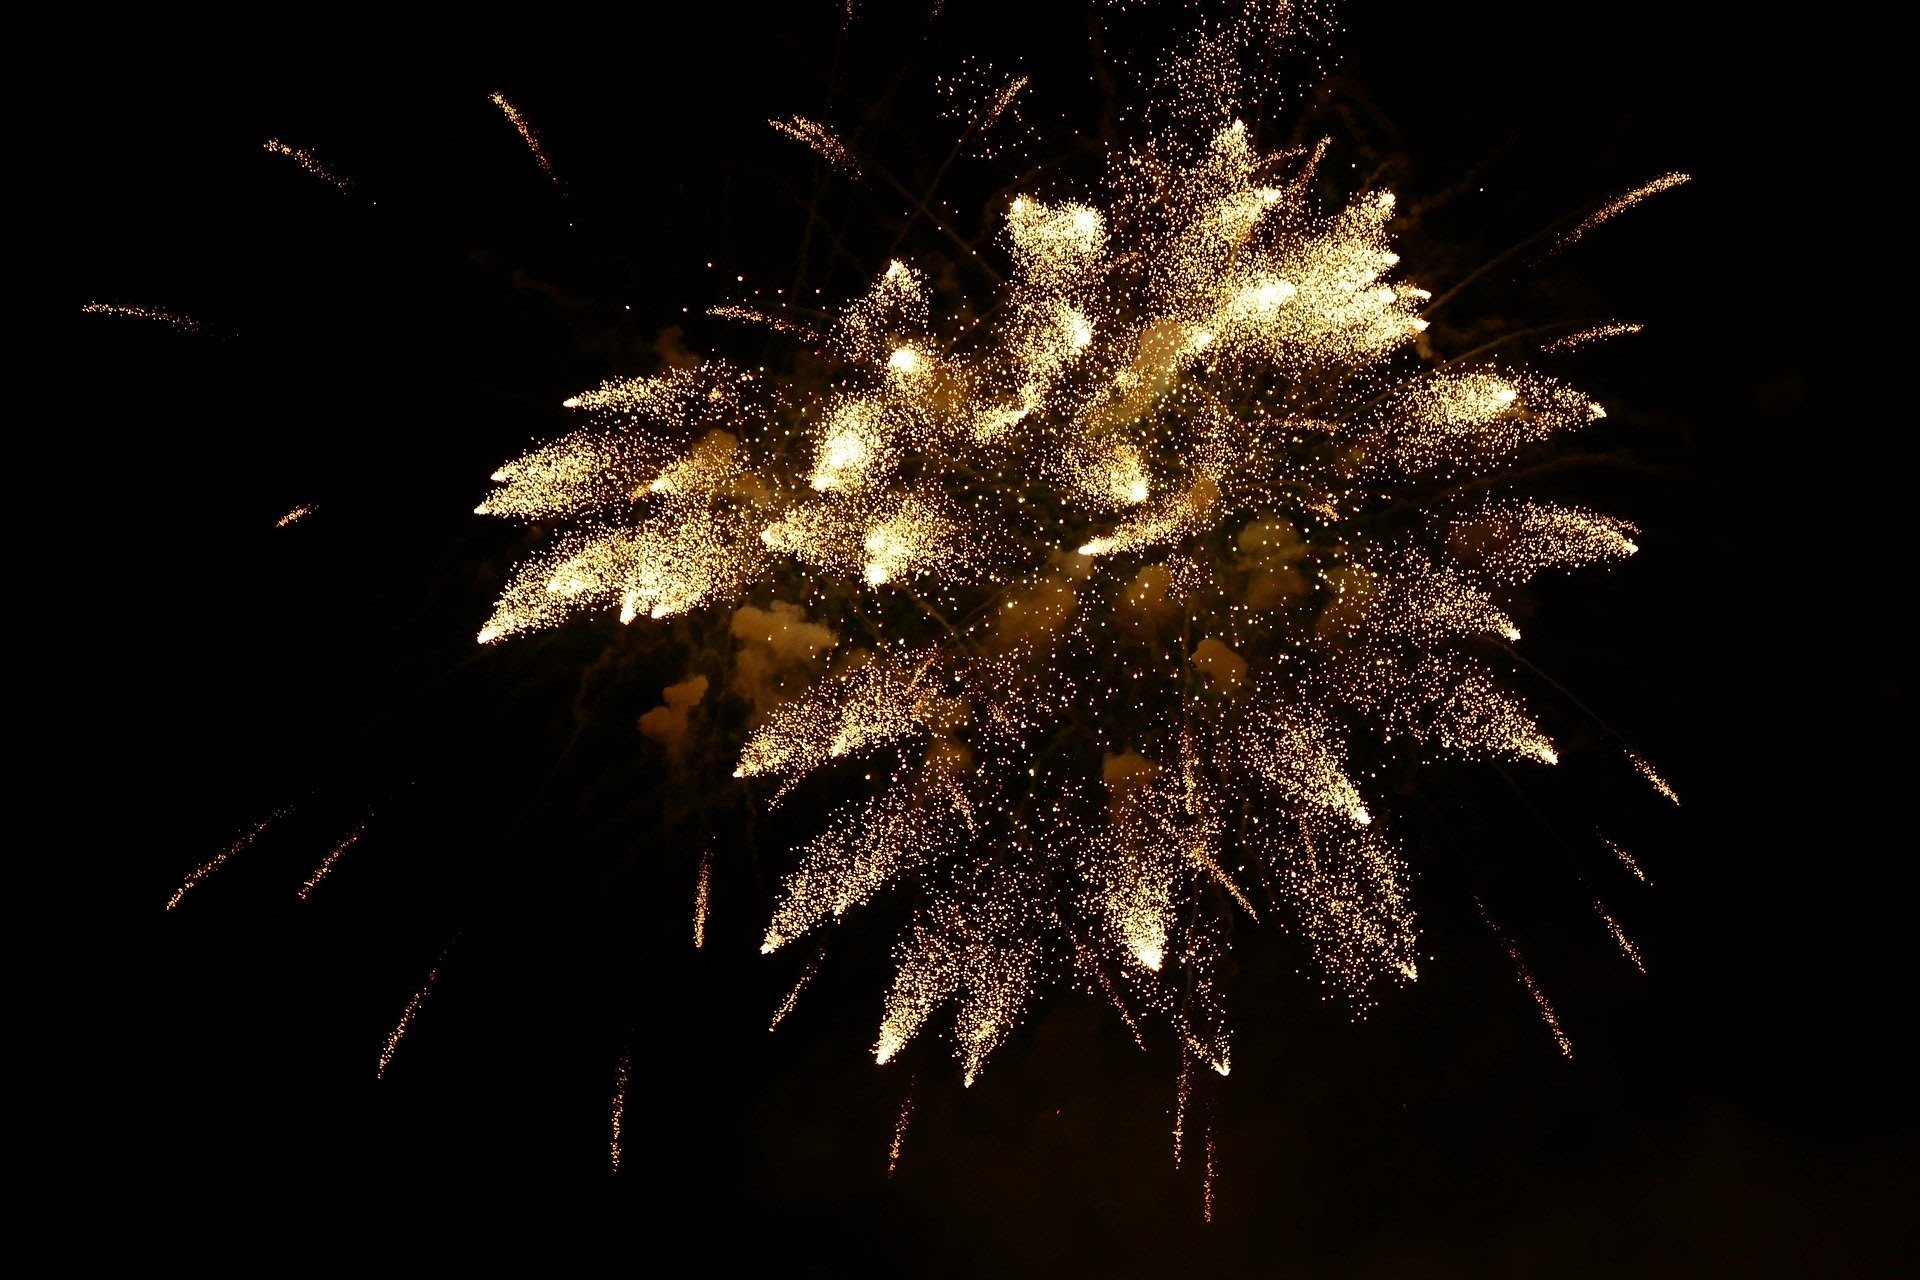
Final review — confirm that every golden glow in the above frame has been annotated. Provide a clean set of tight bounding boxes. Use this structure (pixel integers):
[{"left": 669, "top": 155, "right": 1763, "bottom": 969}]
[{"left": 471, "top": 0, "right": 1665, "bottom": 1097}]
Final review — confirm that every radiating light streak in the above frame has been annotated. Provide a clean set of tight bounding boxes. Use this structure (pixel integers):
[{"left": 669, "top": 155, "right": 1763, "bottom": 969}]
[
  {"left": 887, "top": 1090, "right": 913, "bottom": 1178},
  {"left": 693, "top": 848, "right": 712, "bottom": 949},
  {"left": 1627, "top": 751, "right": 1680, "bottom": 806},
  {"left": 1603, "top": 834, "right": 1649, "bottom": 883},
  {"left": 377, "top": 953, "right": 447, "bottom": 1079},
  {"left": 275, "top": 504, "right": 316, "bottom": 528},
  {"left": 298, "top": 813, "right": 369, "bottom": 900},
  {"left": 262, "top": 138, "right": 350, "bottom": 191},
  {"left": 609, "top": 1050, "right": 631, "bottom": 1174},
  {"left": 1593, "top": 899, "right": 1645, "bottom": 973},
  {"left": 165, "top": 808, "right": 290, "bottom": 910},
  {"left": 768, "top": 115, "right": 858, "bottom": 174},
  {"left": 1558, "top": 173, "right": 1691, "bottom": 249},
  {"left": 1202, "top": 1127, "right": 1218, "bottom": 1224},
  {"left": 488, "top": 92, "right": 560, "bottom": 185},
  {"left": 707, "top": 304, "right": 814, "bottom": 336},
  {"left": 980, "top": 74, "right": 1028, "bottom": 129},
  {"left": 1543, "top": 322, "right": 1643, "bottom": 353},
  {"left": 1480, "top": 901, "right": 1572, "bottom": 1059},
  {"left": 82, "top": 301, "right": 199, "bottom": 333},
  {"left": 768, "top": 961, "right": 818, "bottom": 1032}
]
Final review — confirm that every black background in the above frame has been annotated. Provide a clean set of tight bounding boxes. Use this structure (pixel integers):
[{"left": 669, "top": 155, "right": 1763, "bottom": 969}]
[{"left": 27, "top": 1, "right": 1911, "bottom": 1273}]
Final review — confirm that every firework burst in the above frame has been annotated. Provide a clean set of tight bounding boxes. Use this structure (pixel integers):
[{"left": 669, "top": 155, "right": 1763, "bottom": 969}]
[{"left": 472, "top": 0, "right": 1682, "bottom": 1107}]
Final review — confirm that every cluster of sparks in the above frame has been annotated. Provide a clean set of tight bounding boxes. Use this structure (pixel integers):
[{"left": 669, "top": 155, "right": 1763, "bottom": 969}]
[
  {"left": 262, "top": 138, "right": 350, "bottom": 192},
  {"left": 1558, "top": 173, "right": 1692, "bottom": 250},
  {"left": 166, "top": 808, "right": 291, "bottom": 910},
  {"left": 488, "top": 91, "right": 560, "bottom": 186},
  {"left": 377, "top": 952, "right": 446, "bottom": 1080},
  {"left": 472, "top": 0, "right": 1682, "bottom": 1109},
  {"left": 297, "top": 812, "right": 369, "bottom": 900},
  {"left": 769, "top": 114, "right": 859, "bottom": 175},
  {"left": 81, "top": 301, "right": 200, "bottom": 333}
]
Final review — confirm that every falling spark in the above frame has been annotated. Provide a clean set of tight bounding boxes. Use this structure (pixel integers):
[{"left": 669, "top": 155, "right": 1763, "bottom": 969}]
[
  {"left": 609, "top": 1050, "right": 631, "bottom": 1173},
  {"left": 165, "top": 809, "right": 290, "bottom": 910},
  {"left": 980, "top": 74, "right": 1029, "bottom": 130},
  {"left": 769, "top": 961, "right": 819, "bottom": 1031},
  {"left": 887, "top": 1090, "right": 914, "bottom": 1177},
  {"left": 1480, "top": 901, "right": 1572, "bottom": 1059},
  {"left": 377, "top": 954, "right": 446, "bottom": 1080},
  {"left": 768, "top": 115, "right": 859, "bottom": 174},
  {"left": 298, "top": 813, "right": 369, "bottom": 901},
  {"left": 1558, "top": 173, "right": 1691, "bottom": 249},
  {"left": 1172, "top": 1060, "right": 1191, "bottom": 1167},
  {"left": 1543, "top": 322, "right": 1643, "bottom": 353},
  {"left": 81, "top": 301, "right": 199, "bottom": 333},
  {"left": 262, "top": 138, "right": 350, "bottom": 191},
  {"left": 1202, "top": 1127, "right": 1219, "bottom": 1224},
  {"left": 1627, "top": 751, "right": 1681, "bottom": 806},
  {"left": 1511, "top": 945, "right": 1572, "bottom": 1058},
  {"left": 708, "top": 304, "right": 814, "bottom": 337},
  {"left": 275, "top": 504, "right": 316, "bottom": 528},
  {"left": 1603, "top": 834, "right": 1649, "bottom": 883},
  {"left": 1593, "top": 899, "right": 1646, "bottom": 973},
  {"left": 693, "top": 848, "right": 712, "bottom": 949},
  {"left": 488, "top": 92, "right": 560, "bottom": 185}
]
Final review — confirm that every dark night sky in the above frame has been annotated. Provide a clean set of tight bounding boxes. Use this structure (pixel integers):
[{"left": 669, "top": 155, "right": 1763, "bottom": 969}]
[{"left": 26, "top": 1, "right": 1913, "bottom": 1272}]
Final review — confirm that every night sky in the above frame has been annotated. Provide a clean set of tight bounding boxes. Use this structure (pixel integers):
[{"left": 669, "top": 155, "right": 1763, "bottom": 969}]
[{"left": 30, "top": 1, "right": 1911, "bottom": 1272}]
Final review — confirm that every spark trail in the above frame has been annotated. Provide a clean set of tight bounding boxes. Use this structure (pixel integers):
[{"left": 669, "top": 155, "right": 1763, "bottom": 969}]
[
  {"left": 166, "top": 809, "right": 291, "bottom": 910},
  {"left": 488, "top": 92, "right": 560, "bottom": 186},
  {"left": 262, "top": 138, "right": 350, "bottom": 191}
]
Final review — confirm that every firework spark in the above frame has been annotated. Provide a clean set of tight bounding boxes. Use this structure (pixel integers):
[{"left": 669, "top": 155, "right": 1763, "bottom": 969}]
[
  {"left": 474, "top": 2, "right": 1669, "bottom": 1105},
  {"left": 708, "top": 304, "right": 816, "bottom": 337},
  {"left": 887, "top": 1091, "right": 913, "bottom": 1177},
  {"left": 1172, "top": 1058, "right": 1191, "bottom": 1166},
  {"left": 165, "top": 809, "right": 290, "bottom": 910},
  {"left": 769, "top": 960, "right": 819, "bottom": 1032},
  {"left": 377, "top": 953, "right": 446, "bottom": 1080},
  {"left": 1628, "top": 751, "right": 1681, "bottom": 806},
  {"left": 610, "top": 1050, "right": 631, "bottom": 1173},
  {"left": 1481, "top": 901, "right": 1573, "bottom": 1059},
  {"left": 82, "top": 301, "right": 199, "bottom": 333},
  {"left": 262, "top": 138, "right": 350, "bottom": 191},
  {"left": 1557, "top": 172, "right": 1691, "bottom": 250},
  {"left": 1543, "top": 322, "right": 1643, "bottom": 353},
  {"left": 488, "top": 92, "right": 560, "bottom": 185},
  {"left": 768, "top": 114, "right": 859, "bottom": 174},
  {"left": 1593, "top": 899, "right": 1646, "bottom": 973},
  {"left": 693, "top": 847, "right": 712, "bottom": 949},
  {"left": 298, "top": 813, "right": 370, "bottom": 900},
  {"left": 275, "top": 504, "right": 316, "bottom": 528},
  {"left": 1202, "top": 1127, "right": 1218, "bottom": 1223},
  {"left": 1604, "top": 834, "right": 1649, "bottom": 883}
]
